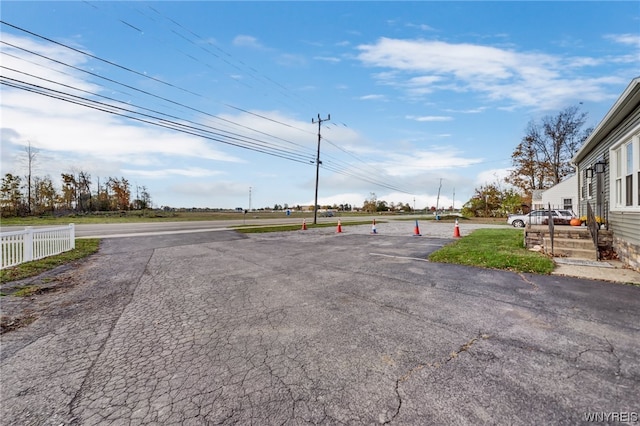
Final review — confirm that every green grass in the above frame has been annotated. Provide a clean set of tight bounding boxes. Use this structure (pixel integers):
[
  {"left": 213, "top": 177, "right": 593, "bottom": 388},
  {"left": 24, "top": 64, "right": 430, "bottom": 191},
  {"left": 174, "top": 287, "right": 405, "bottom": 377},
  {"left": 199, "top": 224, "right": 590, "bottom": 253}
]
[
  {"left": 0, "top": 239, "right": 100, "bottom": 284},
  {"left": 12, "top": 285, "right": 41, "bottom": 297},
  {"left": 428, "top": 228, "right": 555, "bottom": 274}
]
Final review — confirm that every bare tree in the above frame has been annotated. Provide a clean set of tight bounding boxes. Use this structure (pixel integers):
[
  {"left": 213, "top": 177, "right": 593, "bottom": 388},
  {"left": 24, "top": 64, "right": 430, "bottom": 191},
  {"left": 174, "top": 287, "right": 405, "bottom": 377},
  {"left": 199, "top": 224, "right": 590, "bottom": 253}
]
[
  {"left": 507, "top": 105, "right": 592, "bottom": 195},
  {"left": 22, "top": 141, "right": 38, "bottom": 214},
  {"left": 77, "top": 171, "right": 92, "bottom": 212}
]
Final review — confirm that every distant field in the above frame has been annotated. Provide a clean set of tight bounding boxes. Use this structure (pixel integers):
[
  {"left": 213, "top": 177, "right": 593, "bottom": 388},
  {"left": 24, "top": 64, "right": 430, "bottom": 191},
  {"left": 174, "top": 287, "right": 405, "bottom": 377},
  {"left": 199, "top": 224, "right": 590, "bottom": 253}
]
[
  {"left": 0, "top": 210, "right": 369, "bottom": 226},
  {"left": 0, "top": 210, "right": 508, "bottom": 226}
]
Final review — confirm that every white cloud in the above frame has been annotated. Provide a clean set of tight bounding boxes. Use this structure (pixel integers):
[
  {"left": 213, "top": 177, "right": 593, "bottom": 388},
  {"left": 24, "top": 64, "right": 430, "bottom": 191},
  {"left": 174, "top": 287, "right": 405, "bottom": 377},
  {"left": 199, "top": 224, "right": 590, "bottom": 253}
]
[
  {"left": 604, "top": 33, "right": 640, "bottom": 46},
  {"left": 359, "top": 94, "right": 386, "bottom": 101},
  {"left": 276, "top": 53, "right": 306, "bottom": 67},
  {"left": 168, "top": 180, "right": 249, "bottom": 197},
  {"left": 122, "top": 167, "right": 225, "bottom": 179},
  {"left": 406, "top": 115, "right": 453, "bottom": 122},
  {"left": 379, "top": 147, "right": 484, "bottom": 176},
  {"left": 232, "top": 35, "right": 264, "bottom": 49},
  {"left": 406, "top": 23, "right": 435, "bottom": 32},
  {"left": 2, "top": 89, "right": 242, "bottom": 163},
  {"left": 476, "top": 168, "right": 511, "bottom": 186},
  {"left": 314, "top": 56, "right": 341, "bottom": 63},
  {"left": 356, "top": 37, "right": 627, "bottom": 110},
  {"left": 1, "top": 33, "right": 248, "bottom": 192},
  {"left": 444, "top": 107, "right": 487, "bottom": 114}
]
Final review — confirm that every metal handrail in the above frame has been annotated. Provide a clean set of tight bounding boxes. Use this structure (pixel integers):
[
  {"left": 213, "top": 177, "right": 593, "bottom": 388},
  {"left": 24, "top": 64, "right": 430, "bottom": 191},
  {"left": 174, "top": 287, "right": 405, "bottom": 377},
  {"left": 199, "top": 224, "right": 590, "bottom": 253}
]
[
  {"left": 547, "top": 203, "right": 554, "bottom": 256},
  {"left": 586, "top": 202, "right": 600, "bottom": 260}
]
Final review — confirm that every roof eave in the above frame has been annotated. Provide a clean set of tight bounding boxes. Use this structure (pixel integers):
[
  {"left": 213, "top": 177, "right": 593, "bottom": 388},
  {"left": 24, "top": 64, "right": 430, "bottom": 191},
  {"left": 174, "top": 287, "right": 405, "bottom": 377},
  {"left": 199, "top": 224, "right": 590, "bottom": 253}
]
[{"left": 573, "top": 77, "right": 640, "bottom": 164}]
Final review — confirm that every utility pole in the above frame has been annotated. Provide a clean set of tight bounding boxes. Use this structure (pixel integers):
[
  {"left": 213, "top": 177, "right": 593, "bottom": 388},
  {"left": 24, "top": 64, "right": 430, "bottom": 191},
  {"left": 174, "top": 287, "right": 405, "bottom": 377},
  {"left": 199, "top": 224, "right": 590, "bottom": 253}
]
[
  {"left": 452, "top": 187, "right": 455, "bottom": 211},
  {"left": 435, "top": 178, "right": 442, "bottom": 216},
  {"left": 312, "top": 113, "right": 330, "bottom": 224},
  {"left": 249, "top": 186, "right": 252, "bottom": 212}
]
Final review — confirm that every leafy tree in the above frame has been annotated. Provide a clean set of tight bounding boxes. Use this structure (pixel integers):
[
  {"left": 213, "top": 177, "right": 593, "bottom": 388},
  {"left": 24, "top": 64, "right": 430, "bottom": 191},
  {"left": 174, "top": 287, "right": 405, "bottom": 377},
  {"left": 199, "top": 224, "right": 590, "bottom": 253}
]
[
  {"left": 507, "top": 106, "right": 592, "bottom": 195},
  {"left": 133, "top": 185, "right": 152, "bottom": 210},
  {"left": 32, "top": 175, "right": 57, "bottom": 215},
  {"left": 462, "top": 182, "right": 524, "bottom": 218},
  {"left": 1, "top": 173, "right": 24, "bottom": 217},
  {"left": 95, "top": 177, "right": 111, "bottom": 211},
  {"left": 376, "top": 200, "right": 389, "bottom": 212},
  {"left": 362, "top": 192, "right": 377, "bottom": 213},
  {"left": 60, "top": 173, "right": 77, "bottom": 210},
  {"left": 108, "top": 177, "right": 131, "bottom": 210}
]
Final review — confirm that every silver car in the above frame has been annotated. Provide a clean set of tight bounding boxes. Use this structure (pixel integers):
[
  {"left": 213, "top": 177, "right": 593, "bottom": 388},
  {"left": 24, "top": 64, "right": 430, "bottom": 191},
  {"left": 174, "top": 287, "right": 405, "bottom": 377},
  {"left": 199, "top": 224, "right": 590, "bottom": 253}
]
[{"left": 507, "top": 209, "right": 575, "bottom": 227}]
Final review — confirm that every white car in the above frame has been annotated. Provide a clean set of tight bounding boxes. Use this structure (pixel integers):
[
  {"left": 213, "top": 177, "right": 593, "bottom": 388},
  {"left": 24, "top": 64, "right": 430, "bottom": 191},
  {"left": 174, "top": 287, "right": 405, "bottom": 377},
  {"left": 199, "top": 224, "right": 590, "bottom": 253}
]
[{"left": 507, "top": 209, "right": 575, "bottom": 228}]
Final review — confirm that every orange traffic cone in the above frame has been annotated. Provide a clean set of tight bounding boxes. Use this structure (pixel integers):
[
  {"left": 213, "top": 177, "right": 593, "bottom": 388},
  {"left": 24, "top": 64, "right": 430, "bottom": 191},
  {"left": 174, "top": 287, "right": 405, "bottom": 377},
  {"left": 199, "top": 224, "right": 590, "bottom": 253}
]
[
  {"left": 371, "top": 219, "right": 378, "bottom": 234},
  {"left": 336, "top": 219, "right": 343, "bottom": 233},
  {"left": 453, "top": 219, "right": 461, "bottom": 238},
  {"left": 413, "top": 220, "right": 421, "bottom": 236},
  {"left": 301, "top": 219, "right": 307, "bottom": 230}
]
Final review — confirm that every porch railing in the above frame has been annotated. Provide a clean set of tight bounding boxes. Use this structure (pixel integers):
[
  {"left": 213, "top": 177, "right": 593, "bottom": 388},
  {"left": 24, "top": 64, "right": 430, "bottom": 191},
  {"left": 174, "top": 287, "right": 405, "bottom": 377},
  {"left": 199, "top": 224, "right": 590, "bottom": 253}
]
[
  {"left": 547, "top": 203, "right": 554, "bottom": 256},
  {"left": 1, "top": 224, "right": 75, "bottom": 269},
  {"left": 586, "top": 202, "right": 599, "bottom": 260}
]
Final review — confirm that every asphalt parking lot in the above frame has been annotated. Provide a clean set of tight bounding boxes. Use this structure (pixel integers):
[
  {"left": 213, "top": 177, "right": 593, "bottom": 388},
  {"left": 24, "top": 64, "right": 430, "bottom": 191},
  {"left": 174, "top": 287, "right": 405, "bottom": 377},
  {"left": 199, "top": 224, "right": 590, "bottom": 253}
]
[{"left": 1, "top": 222, "right": 639, "bottom": 425}]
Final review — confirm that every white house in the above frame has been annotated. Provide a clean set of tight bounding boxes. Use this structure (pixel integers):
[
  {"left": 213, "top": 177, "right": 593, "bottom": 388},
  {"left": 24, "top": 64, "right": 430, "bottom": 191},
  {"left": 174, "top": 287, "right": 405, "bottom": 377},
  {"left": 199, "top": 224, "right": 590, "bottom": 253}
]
[
  {"left": 540, "top": 174, "right": 578, "bottom": 214},
  {"left": 573, "top": 77, "right": 640, "bottom": 271}
]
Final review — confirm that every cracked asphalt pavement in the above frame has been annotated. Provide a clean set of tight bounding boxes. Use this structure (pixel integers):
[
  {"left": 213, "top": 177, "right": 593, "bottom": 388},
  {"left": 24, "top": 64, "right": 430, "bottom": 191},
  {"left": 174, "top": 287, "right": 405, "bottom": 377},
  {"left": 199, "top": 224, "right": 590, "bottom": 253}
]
[{"left": 1, "top": 223, "right": 639, "bottom": 425}]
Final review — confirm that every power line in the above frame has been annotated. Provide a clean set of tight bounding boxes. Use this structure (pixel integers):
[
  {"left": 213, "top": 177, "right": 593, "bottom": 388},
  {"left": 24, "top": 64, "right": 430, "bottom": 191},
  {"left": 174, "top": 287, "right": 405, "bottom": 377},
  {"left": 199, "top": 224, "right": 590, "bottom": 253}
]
[
  {"left": 1, "top": 20, "right": 419, "bottom": 197},
  {"left": 0, "top": 38, "right": 313, "bottom": 154},
  {"left": 0, "top": 76, "right": 315, "bottom": 164}
]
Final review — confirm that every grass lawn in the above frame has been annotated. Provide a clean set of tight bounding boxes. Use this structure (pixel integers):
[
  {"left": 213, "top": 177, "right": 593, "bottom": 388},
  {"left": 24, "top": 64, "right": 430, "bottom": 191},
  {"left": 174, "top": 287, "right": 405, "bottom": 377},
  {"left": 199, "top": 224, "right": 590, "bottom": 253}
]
[
  {"left": 0, "top": 239, "right": 100, "bottom": 285},
  {"left": 428, "top": 228, "right": 555, "bottom": 274}
]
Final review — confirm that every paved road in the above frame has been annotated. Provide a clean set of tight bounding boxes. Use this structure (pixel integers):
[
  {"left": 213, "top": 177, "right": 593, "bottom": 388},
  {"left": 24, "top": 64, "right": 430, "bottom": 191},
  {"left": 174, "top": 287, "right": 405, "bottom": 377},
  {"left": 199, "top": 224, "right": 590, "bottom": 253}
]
[
  {"left": 0, "top": 214, "right": 405, "bottom": 238},
  {"left": 1, "top": 223, "right": 638, "bottom": 425}
]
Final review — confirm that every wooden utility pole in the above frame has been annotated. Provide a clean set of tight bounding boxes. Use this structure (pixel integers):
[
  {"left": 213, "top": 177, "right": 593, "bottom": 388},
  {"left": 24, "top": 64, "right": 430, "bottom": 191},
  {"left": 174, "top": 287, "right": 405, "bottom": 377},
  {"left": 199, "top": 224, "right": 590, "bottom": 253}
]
[
  {"left": 435, "top": 178, "right": 442, "bottom": 216},
  {"left": 312, "top": 113, "right": 330, "bottom": 224}
]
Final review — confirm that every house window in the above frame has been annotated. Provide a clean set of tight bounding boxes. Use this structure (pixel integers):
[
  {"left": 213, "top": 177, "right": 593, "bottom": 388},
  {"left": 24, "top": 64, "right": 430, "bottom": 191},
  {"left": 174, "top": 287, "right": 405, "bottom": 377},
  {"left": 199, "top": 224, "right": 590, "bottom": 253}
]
[
  {"left": 615, "top": 148, "right": 622, "bottom": 205},
  {"left": 610, "top": 131, "right": 640, "bottom": 211},
  {"left": 563, "top": 198, "right": 572, "bottom": 210},
  {"left": 626, "top": 143, "right": 634, "bottom": 206}
]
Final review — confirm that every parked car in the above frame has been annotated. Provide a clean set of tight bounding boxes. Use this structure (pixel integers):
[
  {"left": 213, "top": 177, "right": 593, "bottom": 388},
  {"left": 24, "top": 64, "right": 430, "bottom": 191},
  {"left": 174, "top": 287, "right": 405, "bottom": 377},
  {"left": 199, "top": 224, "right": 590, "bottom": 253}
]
[{"left": 507, "top": 209, "right": 575, "bottom": 227}]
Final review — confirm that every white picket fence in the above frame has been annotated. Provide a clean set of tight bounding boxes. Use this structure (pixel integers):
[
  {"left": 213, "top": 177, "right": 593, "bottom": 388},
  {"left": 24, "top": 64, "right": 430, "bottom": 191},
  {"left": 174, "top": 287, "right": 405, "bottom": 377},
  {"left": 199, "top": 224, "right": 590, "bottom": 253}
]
[{"left": 1, "top": 224, "right": 75, "bottom": 269}]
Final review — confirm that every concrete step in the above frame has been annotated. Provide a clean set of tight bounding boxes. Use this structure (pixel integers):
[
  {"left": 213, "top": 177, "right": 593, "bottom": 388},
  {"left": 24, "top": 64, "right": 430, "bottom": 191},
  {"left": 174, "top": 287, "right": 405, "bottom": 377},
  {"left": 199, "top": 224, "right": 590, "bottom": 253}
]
[
  {"left": 543, "top": 237, "right": 598, "bottom": 260},
  {"left": 544, "top": 237, "right": 596, "bottom": 249},
  {"left": 548, "top": 247, "right": 598, "bottom": 261},
  {"left": 539, "top": 230, "right": 591, "bottom": 239}
]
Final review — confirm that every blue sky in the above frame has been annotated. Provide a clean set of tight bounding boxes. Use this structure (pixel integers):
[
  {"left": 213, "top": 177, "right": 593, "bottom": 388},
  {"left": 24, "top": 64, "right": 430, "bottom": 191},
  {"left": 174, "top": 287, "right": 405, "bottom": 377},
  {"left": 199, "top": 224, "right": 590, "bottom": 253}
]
[{"left": 1, "top": 1, "right": 638, "bottom": 210}]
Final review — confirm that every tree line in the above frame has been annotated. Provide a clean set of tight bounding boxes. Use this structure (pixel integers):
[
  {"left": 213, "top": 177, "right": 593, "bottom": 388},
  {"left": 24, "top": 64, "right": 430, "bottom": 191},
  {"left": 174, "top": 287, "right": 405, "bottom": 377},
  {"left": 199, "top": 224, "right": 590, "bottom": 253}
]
[
  {"left": 463, "top": 105, "right": 591, "bottom": 217},
  {"left": 1, "top": 171, "right": 151, "bottom": 217}
]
